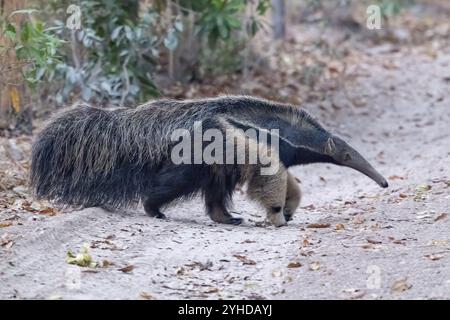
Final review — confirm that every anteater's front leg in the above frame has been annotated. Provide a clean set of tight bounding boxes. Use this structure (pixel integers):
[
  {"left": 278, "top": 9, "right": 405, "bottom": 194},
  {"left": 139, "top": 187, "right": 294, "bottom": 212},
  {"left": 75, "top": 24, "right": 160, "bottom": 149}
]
[
  {"left": 205, "top": 200, "right": 242, "bottom": 225},
  {"left": 247, "top": 167, "right": 288, "bottom": 227},
  {"left": 204, "top": 170, "right": 243, "bottom": 225},
  {"left": 283, "top": 172, "right": 301, "bottom": 222}
]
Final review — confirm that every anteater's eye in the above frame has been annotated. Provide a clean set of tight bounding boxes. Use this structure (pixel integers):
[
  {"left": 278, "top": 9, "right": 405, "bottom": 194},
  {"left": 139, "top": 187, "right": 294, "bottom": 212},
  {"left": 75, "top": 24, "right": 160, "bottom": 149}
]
[{"left": 344, "top": 153, "right": 351, "bottom": 161}]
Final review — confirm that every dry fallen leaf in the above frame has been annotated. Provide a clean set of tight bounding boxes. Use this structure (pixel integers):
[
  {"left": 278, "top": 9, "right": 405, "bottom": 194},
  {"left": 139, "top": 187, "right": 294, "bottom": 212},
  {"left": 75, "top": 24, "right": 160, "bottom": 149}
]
[
  {"left": 335, "top": 223, "right": 345, "bottom": 230},
  {"left": 309, "top": 261, "right": 321, "bottom": 271},
  {"left": 233, "top": 254, "right": 256, "bottom": 265},
  {"left": 367, "top": 238, "right": 382, "bottom": 244},
  {"left": 342, "top": 288, "right": 365, "bottom": 300},
  {"left": 0, "top": 238, "right": 14, "bottom": 249},
  {"left": 383, "top": 60, "right": 399, "bottom": 69},
  {"left": 119, "top": 265, "right": 135, "bottom": 273},
  {"left": 389, "top": 175, "right": 405, "bottom": 180},
  {"left": 0, "top": 221, "right": 13, "bottom": 228},
  {"left": 434, "top": 213, "right": 448, "bottom": 222},
  {"left": 203, "top": 287, "right": 219, "bottom": 294},
  {"left": 391, "top": 279, "right": 412, "bottom": 293},
  {"left": 102, "top": 259, "right": 115, "bottom": 268},
  {"left": 425, "top": 253, "right": 444, "bottom": 261},
  {"left": 272, "top": 269, "right": 283, "bottom": 277},
  {"left": 287, "top": 262, "right": 302, "bottom": 268},
  {"left": 307, "top": 223, "right": 331, "bottom": 229},
  {"left": 140, "top": 292, "right": 154, "bottom": 300},
  {"left": 352, "top": 216, "right": 366, "bottom": 225},
  {"left": 430, "top": 239, "right": 449, "bottom": 247},
  {"left": 66, "top": 243, "right": 97, "bottom": 268},
  {"left": 416, "top": 184, "right": 432, "bottom": 192}
]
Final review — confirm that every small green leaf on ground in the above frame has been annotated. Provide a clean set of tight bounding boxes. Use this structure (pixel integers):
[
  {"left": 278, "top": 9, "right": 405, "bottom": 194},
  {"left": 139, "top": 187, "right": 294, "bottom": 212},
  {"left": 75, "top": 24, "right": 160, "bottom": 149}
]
[
  {"left": 416, "top": 184, "right": 432, "bottom": 192},
  {"left": 66, "top": 243, "right": 97, "bottom": 268}
]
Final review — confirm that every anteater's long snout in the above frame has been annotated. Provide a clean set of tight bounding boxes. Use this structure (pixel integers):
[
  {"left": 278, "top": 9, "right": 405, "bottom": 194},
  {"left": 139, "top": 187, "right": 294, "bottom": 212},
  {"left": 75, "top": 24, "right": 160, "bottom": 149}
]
[{"left": 344, "top": 148, "right": 388, "bottom": 188}]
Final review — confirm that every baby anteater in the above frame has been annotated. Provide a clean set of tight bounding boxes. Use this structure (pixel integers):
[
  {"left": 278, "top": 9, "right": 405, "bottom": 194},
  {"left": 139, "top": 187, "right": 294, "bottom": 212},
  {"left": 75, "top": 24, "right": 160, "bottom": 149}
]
[{"left": 30, "top": 96, "right": 388, "bottom": 226}]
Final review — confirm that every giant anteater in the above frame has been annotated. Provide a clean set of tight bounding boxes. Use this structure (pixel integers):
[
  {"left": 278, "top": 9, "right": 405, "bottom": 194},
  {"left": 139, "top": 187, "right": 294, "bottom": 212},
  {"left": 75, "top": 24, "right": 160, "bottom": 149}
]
[{"left": 30, "top": 96, "right": 388, "bottom": 226}]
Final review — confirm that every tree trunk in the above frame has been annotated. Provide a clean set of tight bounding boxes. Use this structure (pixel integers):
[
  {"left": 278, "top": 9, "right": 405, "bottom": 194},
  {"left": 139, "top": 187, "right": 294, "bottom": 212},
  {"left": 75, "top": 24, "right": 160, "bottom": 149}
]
[
  {"left": 271, "top": 0, "right": 285, "bottom": 40},
  {"left": 0, "top": 0, "right": 27, "bottom": 131}
]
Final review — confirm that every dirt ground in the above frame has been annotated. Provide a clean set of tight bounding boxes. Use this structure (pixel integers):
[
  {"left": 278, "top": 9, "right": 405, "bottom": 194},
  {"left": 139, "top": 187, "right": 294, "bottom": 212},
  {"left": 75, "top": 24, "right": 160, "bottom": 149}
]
[{"left": 1, "top": 43, "right": 450, "bottom": 299}]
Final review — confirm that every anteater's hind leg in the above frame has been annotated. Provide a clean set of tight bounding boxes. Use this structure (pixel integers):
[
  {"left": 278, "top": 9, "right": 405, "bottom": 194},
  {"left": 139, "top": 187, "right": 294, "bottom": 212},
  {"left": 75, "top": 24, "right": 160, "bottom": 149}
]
[
  {"left": 247, "top": 167, "right": 288, "bottom": 227},
  {"left": 143, "top": 196, "right": 168, "bottom": 219},
  {"left": 143, "top": 165, "right": 201, "bottom": 220}
]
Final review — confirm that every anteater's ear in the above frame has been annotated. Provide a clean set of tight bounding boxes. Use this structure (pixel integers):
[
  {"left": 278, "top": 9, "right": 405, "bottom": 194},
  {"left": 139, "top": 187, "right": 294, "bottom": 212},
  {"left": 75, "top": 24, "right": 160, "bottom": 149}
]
[{"left": 324, "top": 137, "right": 336, "bottom": 156}]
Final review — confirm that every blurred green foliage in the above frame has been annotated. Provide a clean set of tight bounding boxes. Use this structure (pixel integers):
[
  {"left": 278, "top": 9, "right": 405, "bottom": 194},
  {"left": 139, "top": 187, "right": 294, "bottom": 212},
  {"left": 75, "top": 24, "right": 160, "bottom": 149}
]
[
  {"left": 2, "top": 0, "right": 270, "bottom": 106},
  {"left": 376, "top": 0, "right": 415, "bottom": 18},
  {"left": 0, "top": 9, "right": 63, "bottom": 88}
]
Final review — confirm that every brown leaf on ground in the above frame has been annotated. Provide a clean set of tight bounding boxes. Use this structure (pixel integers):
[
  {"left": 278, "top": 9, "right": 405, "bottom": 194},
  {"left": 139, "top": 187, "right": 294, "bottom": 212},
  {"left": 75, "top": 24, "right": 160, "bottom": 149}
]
[
  {"left": 383, "top": 60, "right": 399, "bottom": 69},
  {"left": 185, "top": 260, "right": 213, "bottom": 271},
  {"left": 389, "top": 175, "right": 405, "bottom": 180},
  {"left": 335, "top": 223, "right": 345, "bottom": 230},
  {"left": 434, "top": 213, "right": 448, "bottom": 222},
  {"left": 425, "top": 253, "right": 444, "bottom": 261},
  {"left": 140, "top": 292, "right": 155, "bottom": 300},
  {"left": 102, "top": 260, "right": 115, "bottom": 268},
  {"left": 307, "top": 223, "right": 331, "bottom": 229},
  {"left": 287, "top": 262, "right": 302, "bottom": 268},
  {"left": 0, "top": 235, "right": 14, "bottom": 249},
  {"left": 21, "top": 201, "right": 58, "bottom": 216},
  {"left": 309, "top": 262, "right": 321, "bottom": 271},
  {"left": 118, "top": 265, "right": 135, "bottom": 273},
  {"left": 233, "top": 254, "right": 256, "bottom": 265},
  {"left": 367, "top": 238, "right": 382, "bottom": 244},
  {"left": 391, "top": 279, "right": 412, "bottom": 293},
  {"left": 342, "top": 288, "right": 365, "bottom": 300},
  {"left": 0, "top": 221, "right": 13, "bottom": 228},
  {"left": 352, "top": 216, "right": 365, "bottom": 225},
  {"left": 203, "top": 287, "right": 219, "bottom": 294}
]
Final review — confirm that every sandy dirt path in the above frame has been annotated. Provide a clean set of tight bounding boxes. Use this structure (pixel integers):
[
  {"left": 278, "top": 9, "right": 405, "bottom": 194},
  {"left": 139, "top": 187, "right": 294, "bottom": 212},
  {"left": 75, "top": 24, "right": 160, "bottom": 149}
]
[{"left": 1, "top": 48, "right": 449, "bottom": 300}]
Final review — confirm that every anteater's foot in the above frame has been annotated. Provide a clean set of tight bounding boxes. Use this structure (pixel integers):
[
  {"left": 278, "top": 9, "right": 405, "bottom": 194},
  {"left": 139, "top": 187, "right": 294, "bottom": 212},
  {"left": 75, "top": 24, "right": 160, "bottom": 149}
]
[
  {"left": 208, "top": 205, "right": 243, "bottom": 225},
  {"left": 226, "top": 217, "right": 243, "bottom": 225},
  {"left": 283, "top": 211, "right": 293, "bottom": 222},
  {"left": 143, "top": 201, "right": 167, "bottom": 219},
  {"left": 211, "top": 216, "right": 243, "bottom": 225},
  {"left": 145, "top": 209, "right": 167, "bottom": 219}
]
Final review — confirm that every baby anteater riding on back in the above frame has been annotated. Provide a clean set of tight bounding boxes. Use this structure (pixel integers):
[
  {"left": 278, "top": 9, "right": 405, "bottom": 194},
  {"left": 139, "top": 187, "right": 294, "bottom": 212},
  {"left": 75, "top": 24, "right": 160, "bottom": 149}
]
[{"left": 30, "top": 96, "right": 388, "bottom": 227}]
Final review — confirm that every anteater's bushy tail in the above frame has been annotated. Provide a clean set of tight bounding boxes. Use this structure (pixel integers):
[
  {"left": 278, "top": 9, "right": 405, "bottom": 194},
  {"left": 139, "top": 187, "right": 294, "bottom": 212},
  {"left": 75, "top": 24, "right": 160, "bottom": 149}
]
[{"left": 29, "top": 104, "right": 165, "bottom": 208}]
